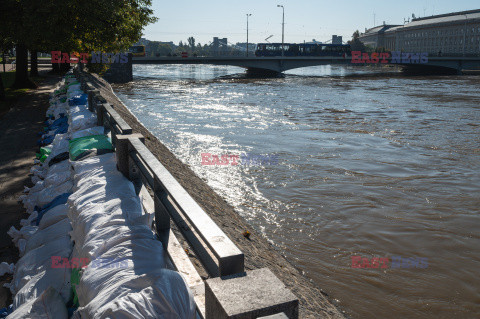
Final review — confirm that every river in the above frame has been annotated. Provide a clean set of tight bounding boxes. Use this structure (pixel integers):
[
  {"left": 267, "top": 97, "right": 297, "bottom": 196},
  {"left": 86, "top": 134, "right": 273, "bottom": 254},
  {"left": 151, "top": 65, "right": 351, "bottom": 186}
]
[{"left": 112, "top": 64, "right": 480, "bottom": 319}]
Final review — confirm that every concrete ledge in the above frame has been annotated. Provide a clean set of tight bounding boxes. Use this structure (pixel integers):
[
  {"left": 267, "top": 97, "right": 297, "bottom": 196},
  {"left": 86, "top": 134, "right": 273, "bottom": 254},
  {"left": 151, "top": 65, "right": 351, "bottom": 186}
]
[
  {"left": 205, "top": 268, "right": 298, "bottom": 319},
  {"left": 258, "top": 314, "right": 289, "bottom": 319}
]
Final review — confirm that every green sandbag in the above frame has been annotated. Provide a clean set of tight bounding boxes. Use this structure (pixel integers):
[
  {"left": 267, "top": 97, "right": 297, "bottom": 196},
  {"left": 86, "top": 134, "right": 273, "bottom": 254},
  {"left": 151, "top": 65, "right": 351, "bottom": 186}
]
[
  {"left": 36, "top": 146, "right": 52, "bottom": 159},
  {"left": 70, "top": 268, "right": 81, "bottom": 307},
  {"left": 39, "top": 154, "right": 48, "bottom": 163},
  {"left": 69, "top": 135, "right": 114, "bottom": 161}
]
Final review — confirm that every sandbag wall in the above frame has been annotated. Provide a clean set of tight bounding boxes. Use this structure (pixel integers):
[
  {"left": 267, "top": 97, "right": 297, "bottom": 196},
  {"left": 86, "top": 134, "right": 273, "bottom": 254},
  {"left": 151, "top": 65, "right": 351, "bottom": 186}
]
[{"left": 3, "top": 70, "right": 196, "bottom": 318}]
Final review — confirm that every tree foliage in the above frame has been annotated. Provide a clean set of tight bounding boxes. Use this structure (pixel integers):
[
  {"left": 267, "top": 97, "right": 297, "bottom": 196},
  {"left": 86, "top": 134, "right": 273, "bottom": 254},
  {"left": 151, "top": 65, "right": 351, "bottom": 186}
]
[
  {"left": 0, "top": 0, "right": 158, "bottom": 88},
  {"left": 187, "top": 37, "right": 195, "bottom": 51},
  {"left": 348, "top": 30, "right": 366, "bottom": 52}
]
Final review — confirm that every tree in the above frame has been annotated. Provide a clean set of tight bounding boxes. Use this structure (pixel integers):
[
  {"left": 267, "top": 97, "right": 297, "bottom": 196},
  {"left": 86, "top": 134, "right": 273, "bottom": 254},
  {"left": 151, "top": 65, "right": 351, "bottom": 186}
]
[
  {"left": 0, "top": 0, "right": 157, "bottom": 88},
  {"left": 348, "top": 30, "right": 366, "bottom": 52},
  {"left": 187, "top": 37, "right": 195, "bottom": 52}
]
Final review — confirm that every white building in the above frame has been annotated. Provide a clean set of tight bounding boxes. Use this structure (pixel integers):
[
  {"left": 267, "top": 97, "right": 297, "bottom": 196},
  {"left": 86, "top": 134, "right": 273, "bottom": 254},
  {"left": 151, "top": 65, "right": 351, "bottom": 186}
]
[{"left": 360, "top": 9, "right": 480, "bottom": 56}]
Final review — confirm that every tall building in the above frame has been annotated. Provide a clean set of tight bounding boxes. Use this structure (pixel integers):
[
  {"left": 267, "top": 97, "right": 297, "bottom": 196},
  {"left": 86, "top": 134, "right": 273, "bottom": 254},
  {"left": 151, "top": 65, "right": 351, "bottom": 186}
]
[{"left": 359, "top": 9, "right": 480, "bottom": 56}]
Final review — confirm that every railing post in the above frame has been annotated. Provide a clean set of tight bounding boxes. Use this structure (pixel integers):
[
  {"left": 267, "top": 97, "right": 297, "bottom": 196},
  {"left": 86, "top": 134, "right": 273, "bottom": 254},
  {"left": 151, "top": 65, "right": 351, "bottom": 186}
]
[
  {"left": 95, "top": 102, "right": 106, "bottom": 127},
  {"left": 87, "top": 88, "right": 99, "bottom": 112},
  {"left": 115, "top": 134, "right": 144, "bottom": 179},
  {"left": 153, "top": 177, "right": 172, "bottom": 235}
]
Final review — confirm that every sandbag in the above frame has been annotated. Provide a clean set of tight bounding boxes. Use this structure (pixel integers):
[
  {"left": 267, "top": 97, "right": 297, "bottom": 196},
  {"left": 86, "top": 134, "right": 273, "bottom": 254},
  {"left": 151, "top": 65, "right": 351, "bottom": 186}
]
[
  {"left": 68, "top": 94, "right": 88, "bottom": 106},
  {"left": 70, "top": 126, "right": 105, "bottom": 140},
  {"left": 12, "top": 235, "right": 72, "bottom": 292},
  {"left": 25, "top": 219, "right": 72, "bottom": 253},
  {"left": 22, "top": 180, "right": 73, "bottom": 213},
  {"left": 69, "top": 135, "right": 113, "bottom": 161},
  {"left": 7, "top": 286, "right": 68, "bottom": 319},
  {"left": 69, "top": 112, "right": 97, "bottom": 133},
  {"left": 7, "top": 226, "right": 38, "bottom": 248},
  {"left": 38, "top": 204, "right": 69, "bottom": 230},
  {"left": 77, "top": 238, "right": 166, "bottom": 305},
  {"left": 35, "top": 193, "right": 72, "bottom": 226},
  {"left": 69, "top": 197, "right": 145, "bottom": 247},
  {"left": 78, "top": 224, "right": 155, "bottom": 260},
  {"left": 13, "top": 266, "right": 72, "bottom": 308},
  {"left": 77, "top": 268, "right": 195, "bottom": 319}
]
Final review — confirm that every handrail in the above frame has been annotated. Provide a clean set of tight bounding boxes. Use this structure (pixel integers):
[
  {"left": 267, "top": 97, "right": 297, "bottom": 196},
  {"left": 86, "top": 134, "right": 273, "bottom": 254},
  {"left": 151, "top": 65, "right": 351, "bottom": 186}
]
[{"left": 125, "top": 136, "right": 245, "bottom": 277}]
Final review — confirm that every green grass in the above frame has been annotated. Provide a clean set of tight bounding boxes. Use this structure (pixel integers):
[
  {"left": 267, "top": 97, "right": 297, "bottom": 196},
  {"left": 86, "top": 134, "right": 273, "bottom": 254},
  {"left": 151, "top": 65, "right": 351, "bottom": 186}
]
[{"left": 0, "top": 71, "right": 43, "bottom": 117}]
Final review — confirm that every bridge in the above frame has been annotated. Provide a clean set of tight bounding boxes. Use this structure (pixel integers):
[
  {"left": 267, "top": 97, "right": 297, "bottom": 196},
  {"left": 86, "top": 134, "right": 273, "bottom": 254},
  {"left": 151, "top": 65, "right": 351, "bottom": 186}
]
[
  {"left": 103, "top": 55, "right": 480, "bottom": 82},
  {"left": 131, "top": 55, "right": 480, "bottom": 74}
]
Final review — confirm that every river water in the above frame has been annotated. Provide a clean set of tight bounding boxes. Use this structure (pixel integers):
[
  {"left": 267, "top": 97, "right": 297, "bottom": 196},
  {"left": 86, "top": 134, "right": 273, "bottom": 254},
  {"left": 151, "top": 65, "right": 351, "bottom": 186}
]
[{"left": 112, "top": 64, "right": 480, "bottom": 319}]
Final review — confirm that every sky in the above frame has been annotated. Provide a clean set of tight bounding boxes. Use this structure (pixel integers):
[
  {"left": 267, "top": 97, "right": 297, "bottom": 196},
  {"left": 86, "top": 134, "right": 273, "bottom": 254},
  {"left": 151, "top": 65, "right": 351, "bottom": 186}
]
[{"left": 142, "top": 0, "right": 479, "bottom": 45}]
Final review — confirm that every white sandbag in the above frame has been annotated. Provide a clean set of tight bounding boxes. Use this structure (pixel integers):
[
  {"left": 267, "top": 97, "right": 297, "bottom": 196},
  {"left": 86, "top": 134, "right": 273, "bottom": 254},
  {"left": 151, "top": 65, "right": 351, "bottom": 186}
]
[
  {"left": 68, "top": 172, "right": 140, "bottom": 220},
  {"left": 25, "top": 219, "right": 72, "bottom": 253},
  {"left": 43, "top": 170, "right": 71, "bottom": 188},
  {"left": 51, "top": 103, "right": 68, "bottom": 119},
  {"left": 73, "top": 171, "right": 133, "bottom": 197},
  {"left": 25, "top": 181, "right": 44, "bottom": 194},
  {"left": 19, "top": 211, "right": 38, "bottom": 227},
  {"left": 23, "top": 180, "right": 73, "bottom": 213},
  {"left": 77, "top": 268, "right": 195, "bottom": 319},
  {"left": 38, "top": 204, "right": 69, "bottom": 230},
  {"left": 70, "top": 155, "right": 118, "bottom": 186},
  {"left": 69, "top": 112, "right": 96, "bottom": 133},
  {"left": 69, "top": 197, "right": 145, "bottom": 247},
  {"left": 77, "top": 238, "right": 166, "bottom": 305},
  {"left": 30, "top": 165, "right": 47, "bottom": 180},
  {"left": 70, "top": 126, "right": 105, "bottom": 140},
  {"left": 68, "top": 105, "right": 89, "bottom": 115},
  {"left": 46, "top": 161, "right": 71, "bottom": 178},
  {"left": 7, "top": 286, "right": 68, "bottom": 319},
  {"left": 78, "top": 224, "right": 155, "bottom": 260},
  {"left": 31, "top": 175, "right": 42, "bottom": 185},
  {"left": 0, "top": 262, "right": 14, "bottom": 276},
  {"left": 43, "top": 134, "right": 70, "bottom": 167},
  {"left": 13, "top": 266, "right": 72, "bottom": 308},
  {"left": 12, "top": 236, "right": 72, "bottom": 293},
  {"left": 7, "top": 226, "right": 38, "bottom": 247}
]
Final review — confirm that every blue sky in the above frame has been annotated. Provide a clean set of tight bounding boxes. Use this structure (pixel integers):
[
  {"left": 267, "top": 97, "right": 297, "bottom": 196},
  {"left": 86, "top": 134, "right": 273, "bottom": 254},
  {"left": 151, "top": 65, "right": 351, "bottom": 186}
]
[{"left": 143, "top": 1, "right": 479, "bottom": 45}]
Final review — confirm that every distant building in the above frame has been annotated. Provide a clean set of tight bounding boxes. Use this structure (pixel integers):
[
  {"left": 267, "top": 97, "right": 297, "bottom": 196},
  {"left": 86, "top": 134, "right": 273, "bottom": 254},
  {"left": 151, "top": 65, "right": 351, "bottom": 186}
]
[
  {"left": 359, "top": 9, "right": 480, "bottom": 55},
  {"left": 332, "top": 35, "right": 343, "bottom": 45},
  {"left": 213, "top": 37, "right": 228, "bottom": 55},
  {"left": 359, "top": 24, "right": 401, "bottom": 49}
]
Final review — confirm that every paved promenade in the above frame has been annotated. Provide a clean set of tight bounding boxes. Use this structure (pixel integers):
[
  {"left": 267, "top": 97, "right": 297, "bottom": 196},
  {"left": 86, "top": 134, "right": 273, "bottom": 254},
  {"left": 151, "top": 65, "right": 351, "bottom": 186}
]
[{"left": 0, "top": 73, "right": 60, "bottom": 307}]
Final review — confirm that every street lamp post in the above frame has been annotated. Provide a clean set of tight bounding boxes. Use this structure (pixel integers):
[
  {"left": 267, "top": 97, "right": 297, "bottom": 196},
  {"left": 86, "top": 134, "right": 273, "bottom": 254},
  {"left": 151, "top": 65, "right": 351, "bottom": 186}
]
[
  {"left": 277, "top": 5, "right": 284, "bottom": 56},
  {"left": 246, "top": 14, "right": 252, "bottom": 57},
  {"left": 463, "top": 14, "right": 468, "bottom": 57}
]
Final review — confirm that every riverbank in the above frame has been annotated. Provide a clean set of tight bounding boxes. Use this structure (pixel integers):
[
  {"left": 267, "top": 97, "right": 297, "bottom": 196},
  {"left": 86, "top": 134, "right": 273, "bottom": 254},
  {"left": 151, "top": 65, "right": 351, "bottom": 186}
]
[
  {"left": 83, "top": 70, "right": 346, "bottom": 318},
  {"left": 0, "top": 72, "right": 62, "bottom": 307}
]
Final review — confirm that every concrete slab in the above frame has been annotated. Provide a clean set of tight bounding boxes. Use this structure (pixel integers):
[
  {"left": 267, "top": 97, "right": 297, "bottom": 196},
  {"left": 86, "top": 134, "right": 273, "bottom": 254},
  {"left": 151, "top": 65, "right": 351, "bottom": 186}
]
[{"left": 205, "top": 268, "right": 298, "bottom": 319}]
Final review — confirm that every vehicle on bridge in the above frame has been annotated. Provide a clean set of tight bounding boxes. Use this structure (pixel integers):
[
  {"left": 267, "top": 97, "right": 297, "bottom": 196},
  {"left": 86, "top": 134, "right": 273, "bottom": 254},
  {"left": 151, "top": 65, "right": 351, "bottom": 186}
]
[
  {"left": 128, "top": 45, "right": 146, "bottom": 57},
  {"left": 255, "top": 43, "right": 351, "bottom": 57}
]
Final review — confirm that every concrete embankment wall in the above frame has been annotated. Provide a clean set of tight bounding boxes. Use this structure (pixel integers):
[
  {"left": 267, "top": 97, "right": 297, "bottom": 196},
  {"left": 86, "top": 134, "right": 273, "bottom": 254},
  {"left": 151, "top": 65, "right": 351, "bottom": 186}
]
[{"left": 81, "top": 67, "right": 346, "bottom": 319}]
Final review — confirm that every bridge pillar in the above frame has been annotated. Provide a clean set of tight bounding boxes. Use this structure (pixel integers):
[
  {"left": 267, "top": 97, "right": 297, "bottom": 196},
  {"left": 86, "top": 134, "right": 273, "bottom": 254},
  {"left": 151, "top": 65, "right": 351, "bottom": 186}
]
[
  {"left": 246, "top": 67, "right": 282, "bottom": 77},
  {"left": 103, "top": 53, "right": 133, "bottom": 83}
]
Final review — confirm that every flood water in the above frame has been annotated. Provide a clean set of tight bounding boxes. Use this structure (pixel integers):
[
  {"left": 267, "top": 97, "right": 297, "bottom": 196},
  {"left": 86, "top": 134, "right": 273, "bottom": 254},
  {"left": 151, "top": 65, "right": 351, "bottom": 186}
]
[{"left": 112, "top": 64, "right": 480, "bottom": 319}]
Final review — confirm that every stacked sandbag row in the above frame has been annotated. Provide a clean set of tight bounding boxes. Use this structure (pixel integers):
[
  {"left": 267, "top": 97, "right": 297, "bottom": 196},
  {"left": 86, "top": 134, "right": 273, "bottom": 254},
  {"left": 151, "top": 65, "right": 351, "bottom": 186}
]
[
  {"left": 69, "top": 153, "right": 195, "bottom": 319},
  {"left": 3, "top": 72, "right": 83, "bottom": 318},
  {"left": 3, "top": 70, "right": 196, "bottom": 318}
]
